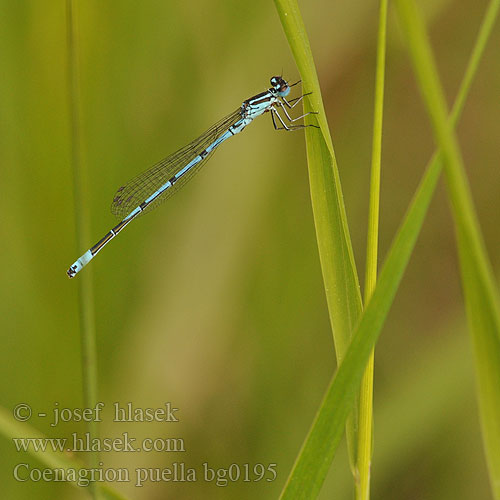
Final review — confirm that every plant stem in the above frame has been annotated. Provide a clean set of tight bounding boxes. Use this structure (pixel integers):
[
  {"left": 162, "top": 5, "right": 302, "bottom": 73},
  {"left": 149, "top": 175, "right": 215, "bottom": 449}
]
[
  {"left": 66, "top": 2, "right": 100, "bottom": 498},
  {"left": 356, "top": 1, "right": 388, "bottom": 498}
]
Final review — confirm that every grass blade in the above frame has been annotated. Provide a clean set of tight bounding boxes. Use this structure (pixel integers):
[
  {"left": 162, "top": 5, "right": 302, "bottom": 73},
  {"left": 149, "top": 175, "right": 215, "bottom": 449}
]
[
  {"left": 393, "top": 1, "right": 500, "bottom": 498},
  {"left": 356, "top": 1, "right": 388, "bottom": 498},
  {"left": 273, "top": 0, "right": 363, "bottom": 471},
  {"left": 280, "top": 120, "right": 442, "bottom": 500},
  {"left": 272, "top": 0, "right": 362, "bottom": 360},
  {"left": 279, "top": 1, "right": 500, "bottom": 495},
  {"left": 66, "top": 2, "right": 100, "bottom": 498}
]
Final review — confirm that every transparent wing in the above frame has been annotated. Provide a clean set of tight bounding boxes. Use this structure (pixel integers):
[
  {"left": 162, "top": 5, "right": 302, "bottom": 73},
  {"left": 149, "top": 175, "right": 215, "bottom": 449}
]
[{"left": 111, "top": 108, "right": 242, "bottom": 218}]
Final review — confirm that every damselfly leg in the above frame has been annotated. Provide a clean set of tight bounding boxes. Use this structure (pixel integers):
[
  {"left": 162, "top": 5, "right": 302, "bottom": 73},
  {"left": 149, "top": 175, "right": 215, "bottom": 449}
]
[
  {"left": 282, "top": 92, "right": 313, "bottom": 109},
  {"left": 271, "top": 90, "right": 319, "bottom": 132}
]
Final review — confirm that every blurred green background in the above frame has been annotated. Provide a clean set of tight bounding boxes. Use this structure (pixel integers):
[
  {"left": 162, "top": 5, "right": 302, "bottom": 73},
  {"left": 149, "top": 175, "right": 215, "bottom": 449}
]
[{"left": 1, "top": 0, "right": 499, "bottom": 498}]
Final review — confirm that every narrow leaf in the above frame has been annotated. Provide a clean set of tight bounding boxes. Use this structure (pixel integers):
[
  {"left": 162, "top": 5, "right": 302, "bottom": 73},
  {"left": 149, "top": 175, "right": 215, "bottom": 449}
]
[
  {"left": 393, "top": 1, "right": 500, "bottom": 497},
  {"left": 279, "top": 1, "right": 500, "bottom": 495},
  {"left": 273, "top": 0, "right": 363, "bottom": 469}
]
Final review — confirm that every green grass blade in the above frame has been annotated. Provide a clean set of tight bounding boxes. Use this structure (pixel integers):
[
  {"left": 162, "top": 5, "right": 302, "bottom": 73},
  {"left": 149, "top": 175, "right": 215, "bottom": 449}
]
[
  {"left": 280, "top": 124, "right": 442, "bottom": 500},
  {"left": 393, "top": 1, "right": 500, "bottom": 497},
  {"left": 273, "top": 0, "right": 363, "bottom": 471},
  {"left": 0, "top": 407, "right": 129, "bottom": 500},
  {"left": 279, "top": 1, "right": 499, "bottom": 495},
  {"left": 66, "top": 2, "right": 100, "bottom": 498},
  {"left": 357, "top": 1, "right": 388, "bottom": 498},
  {"left": 272, "top": 0, "right": 362, "bottom": 360}
]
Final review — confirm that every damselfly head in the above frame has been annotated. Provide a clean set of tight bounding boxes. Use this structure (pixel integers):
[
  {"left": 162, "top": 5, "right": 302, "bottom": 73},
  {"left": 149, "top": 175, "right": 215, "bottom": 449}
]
[{"left": 270, "top": 76, "right": 290, "bottom": 97}]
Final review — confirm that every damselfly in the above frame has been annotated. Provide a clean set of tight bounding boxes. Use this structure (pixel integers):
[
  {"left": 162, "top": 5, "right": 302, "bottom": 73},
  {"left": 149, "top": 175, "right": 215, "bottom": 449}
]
[{"left": 67, "top": 76, "right": 317, "bottom": 278}]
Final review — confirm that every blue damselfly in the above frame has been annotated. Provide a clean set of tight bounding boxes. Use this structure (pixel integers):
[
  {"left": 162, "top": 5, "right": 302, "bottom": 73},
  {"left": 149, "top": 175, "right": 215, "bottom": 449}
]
[{"left": 67, "top": 76, "right": 317, "bottom": 278}]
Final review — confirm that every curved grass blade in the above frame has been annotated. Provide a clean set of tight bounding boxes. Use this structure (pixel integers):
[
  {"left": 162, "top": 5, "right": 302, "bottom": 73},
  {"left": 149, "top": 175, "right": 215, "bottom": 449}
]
[
  {"left": 273, "top": 0, "right": 363, "bottom": 472},
  {"left": 393, "top": 1, "right": 500, "bottom": 497},
  {"left": 278, "top": 1, "right": 500, "bottom": 496},
  {"left": 280, "top": 127, "right": 442, "bottom": 500}
]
